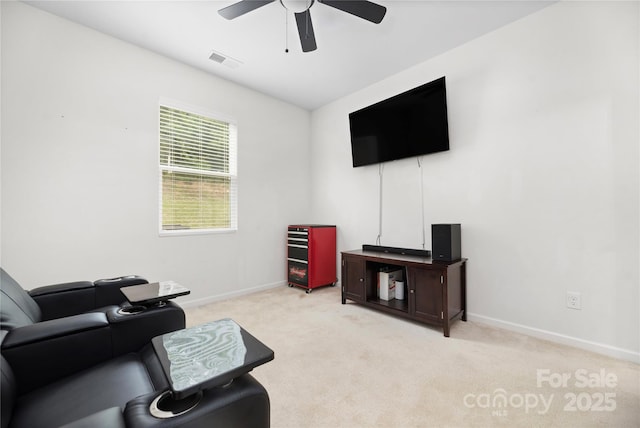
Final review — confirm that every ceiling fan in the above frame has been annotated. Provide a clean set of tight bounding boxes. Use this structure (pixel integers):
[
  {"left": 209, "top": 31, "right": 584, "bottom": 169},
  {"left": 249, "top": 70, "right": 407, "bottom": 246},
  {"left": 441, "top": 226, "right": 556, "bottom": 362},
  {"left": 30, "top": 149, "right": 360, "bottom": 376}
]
[{"left": 218, "top": 0, "right": 387, "bottom": 53}]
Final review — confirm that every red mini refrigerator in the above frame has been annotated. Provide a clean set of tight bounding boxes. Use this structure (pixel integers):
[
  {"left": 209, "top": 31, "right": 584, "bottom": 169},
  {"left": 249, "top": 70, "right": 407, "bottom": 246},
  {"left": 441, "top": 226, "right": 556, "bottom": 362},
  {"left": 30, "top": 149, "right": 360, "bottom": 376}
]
[{"left": 287, "top": 225, "right": 336, "bottom": 293}]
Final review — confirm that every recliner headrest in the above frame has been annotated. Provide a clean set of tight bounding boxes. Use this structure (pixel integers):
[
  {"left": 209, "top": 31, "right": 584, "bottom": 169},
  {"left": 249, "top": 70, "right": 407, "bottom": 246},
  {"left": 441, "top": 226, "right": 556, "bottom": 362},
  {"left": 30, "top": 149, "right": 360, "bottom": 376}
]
[{"left": 0, "top": 269, "right": 42, "bottom": 330}]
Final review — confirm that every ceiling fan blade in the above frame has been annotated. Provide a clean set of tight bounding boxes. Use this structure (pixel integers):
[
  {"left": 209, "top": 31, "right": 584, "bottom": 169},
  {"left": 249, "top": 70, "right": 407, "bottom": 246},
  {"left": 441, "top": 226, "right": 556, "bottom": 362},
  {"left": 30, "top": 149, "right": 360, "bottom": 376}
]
[
  {"left": 218, "top": 0, "right": 275, "bottom": 20},
  {"left": 295, "top": 10, "right": 317, "bottom": 53},
  {"left": 319, "top": 0, "right": 386, "bottom": 24}
]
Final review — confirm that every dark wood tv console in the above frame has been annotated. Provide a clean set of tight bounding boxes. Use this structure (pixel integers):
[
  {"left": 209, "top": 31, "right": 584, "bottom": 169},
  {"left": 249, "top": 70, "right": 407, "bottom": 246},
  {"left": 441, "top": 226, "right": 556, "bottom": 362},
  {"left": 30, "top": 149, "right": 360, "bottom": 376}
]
[{"left": 341, "top": 249, "right": 467, "bottom": 337}]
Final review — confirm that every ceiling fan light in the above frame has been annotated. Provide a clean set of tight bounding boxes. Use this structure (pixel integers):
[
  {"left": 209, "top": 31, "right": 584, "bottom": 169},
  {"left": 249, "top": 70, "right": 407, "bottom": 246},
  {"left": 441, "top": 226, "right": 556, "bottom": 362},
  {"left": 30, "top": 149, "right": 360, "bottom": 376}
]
[{"left": 279, "top": 0, "right": 314, "bottom": 13}]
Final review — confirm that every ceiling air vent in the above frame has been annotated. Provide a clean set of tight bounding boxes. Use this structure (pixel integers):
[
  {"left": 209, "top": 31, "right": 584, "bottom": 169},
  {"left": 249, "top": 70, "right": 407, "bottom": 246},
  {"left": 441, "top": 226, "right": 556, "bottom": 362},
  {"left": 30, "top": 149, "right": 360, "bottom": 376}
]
[{"left": 209, "top": 50, "right": 242, "bottom": 69}]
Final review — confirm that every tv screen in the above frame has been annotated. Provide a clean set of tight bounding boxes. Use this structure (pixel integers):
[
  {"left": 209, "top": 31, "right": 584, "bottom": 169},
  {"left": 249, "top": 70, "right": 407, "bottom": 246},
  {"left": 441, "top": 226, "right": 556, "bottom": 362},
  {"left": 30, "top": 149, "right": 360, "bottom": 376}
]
[{"left": 348, "top": 76, "right": 449, "bottom": 168}]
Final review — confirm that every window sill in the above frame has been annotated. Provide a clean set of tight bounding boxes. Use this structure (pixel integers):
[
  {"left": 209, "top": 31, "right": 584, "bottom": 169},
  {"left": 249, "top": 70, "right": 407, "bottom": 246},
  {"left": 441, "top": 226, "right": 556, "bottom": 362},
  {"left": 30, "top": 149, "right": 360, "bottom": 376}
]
[{"left": 159, "top": 228, "right": 237, "bottom": 237}]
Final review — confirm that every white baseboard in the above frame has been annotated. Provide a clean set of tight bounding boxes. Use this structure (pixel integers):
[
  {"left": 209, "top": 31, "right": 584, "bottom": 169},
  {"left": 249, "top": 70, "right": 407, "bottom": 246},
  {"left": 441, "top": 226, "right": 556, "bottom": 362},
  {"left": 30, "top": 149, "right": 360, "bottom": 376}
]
[
  {"left": 177, "top": 280, "right": 286, "bottom": 309},
  {"left": 467, "top": 312, "right": 640, "bottom": 364}
]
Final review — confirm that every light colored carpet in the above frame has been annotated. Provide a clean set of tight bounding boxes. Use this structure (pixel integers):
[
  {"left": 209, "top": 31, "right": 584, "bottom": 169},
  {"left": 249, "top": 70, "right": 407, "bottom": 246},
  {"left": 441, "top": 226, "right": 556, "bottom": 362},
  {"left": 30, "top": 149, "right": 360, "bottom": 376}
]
[{"left": 186, "top": 285, "right": 639, "bottom": 427}]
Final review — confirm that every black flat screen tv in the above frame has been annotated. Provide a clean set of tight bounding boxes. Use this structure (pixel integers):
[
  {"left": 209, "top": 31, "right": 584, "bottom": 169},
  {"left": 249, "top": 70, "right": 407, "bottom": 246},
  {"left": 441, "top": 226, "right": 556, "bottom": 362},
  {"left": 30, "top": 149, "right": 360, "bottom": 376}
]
[{"left": 348, "top": 76, "right": 449, "bottom": 168}]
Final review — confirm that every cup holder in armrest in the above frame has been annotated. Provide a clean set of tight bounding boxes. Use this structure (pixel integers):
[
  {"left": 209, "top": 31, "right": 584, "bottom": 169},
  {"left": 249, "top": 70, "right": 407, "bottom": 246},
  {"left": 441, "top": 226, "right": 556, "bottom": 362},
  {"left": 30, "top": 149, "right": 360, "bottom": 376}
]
[
  {"left": 117, "top": 305, "right": 146, "bottom": 315},
  {"left": 149, "top": 390, "right": 202, "bottom": 418}
]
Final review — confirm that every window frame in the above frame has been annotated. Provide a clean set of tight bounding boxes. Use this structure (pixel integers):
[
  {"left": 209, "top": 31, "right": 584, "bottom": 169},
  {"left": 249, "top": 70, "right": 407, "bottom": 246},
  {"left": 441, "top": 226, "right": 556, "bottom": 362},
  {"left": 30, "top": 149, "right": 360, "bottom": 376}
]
[{"left": 158, "top": 98, "right": 238, "bottom": 237}]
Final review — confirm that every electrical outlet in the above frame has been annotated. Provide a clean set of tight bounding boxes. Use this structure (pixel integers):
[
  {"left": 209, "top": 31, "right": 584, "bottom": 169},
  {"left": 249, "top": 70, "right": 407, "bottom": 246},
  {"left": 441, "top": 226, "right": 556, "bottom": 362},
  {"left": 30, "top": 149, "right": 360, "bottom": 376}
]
[{"left": 566, "top": 291, "right": 581, "bottom": 310}]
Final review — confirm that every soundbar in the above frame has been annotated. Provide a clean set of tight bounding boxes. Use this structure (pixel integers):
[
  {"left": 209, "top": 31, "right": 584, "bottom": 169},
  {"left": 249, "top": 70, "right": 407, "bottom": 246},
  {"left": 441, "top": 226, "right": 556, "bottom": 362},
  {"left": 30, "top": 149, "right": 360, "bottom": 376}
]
[{"left": 362, "top": 244, "right": 431, "bottom": 258}]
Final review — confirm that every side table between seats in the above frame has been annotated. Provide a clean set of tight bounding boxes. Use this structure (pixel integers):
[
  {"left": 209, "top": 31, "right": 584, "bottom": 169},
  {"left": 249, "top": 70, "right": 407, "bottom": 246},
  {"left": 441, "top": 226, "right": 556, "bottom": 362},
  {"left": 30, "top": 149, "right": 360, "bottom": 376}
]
[{"left": 119, "top": 281, "right": 190, "bottom": 312}]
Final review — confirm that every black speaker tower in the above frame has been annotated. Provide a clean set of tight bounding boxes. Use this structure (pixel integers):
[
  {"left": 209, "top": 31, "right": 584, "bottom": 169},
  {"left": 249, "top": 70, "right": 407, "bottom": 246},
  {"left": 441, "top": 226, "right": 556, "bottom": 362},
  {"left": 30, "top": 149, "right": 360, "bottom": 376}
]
[{"left": 431, "top": 224, "right": 461, "bottom": 262}]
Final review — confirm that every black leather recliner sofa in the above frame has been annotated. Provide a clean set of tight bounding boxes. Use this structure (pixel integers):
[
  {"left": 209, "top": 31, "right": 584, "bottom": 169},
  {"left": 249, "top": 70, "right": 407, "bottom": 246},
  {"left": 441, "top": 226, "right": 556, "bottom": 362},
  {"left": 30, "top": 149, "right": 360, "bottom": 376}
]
[
  {"left": 0, "top": 268, "right": 270, "bottom": 428},
  {"left": 0, "top": 268, "right": 186, "bottom": 385}
]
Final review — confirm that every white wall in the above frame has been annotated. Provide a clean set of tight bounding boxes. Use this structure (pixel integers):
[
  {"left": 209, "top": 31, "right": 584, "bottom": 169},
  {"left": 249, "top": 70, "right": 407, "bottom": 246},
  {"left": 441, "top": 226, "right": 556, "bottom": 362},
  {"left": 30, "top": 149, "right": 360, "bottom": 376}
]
[
  {"left": 1, "top": 2, "right": 311, "bottom": 304},
  {"left": 2, "top": 1, "right": 638, "bottom": 362},
  {"left": 310, "top": 2, "right": 639, "bottom": 360}
]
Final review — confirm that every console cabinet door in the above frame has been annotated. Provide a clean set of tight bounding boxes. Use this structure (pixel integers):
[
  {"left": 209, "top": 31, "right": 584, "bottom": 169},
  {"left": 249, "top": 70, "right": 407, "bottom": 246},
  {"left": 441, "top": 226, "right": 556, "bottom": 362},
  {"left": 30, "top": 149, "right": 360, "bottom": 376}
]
[
  {"left": 342, "top": 255, "right": 365, "bottom": 303},
  {"left": 408, "top": 267, "right": 443, "bottom": 323}
]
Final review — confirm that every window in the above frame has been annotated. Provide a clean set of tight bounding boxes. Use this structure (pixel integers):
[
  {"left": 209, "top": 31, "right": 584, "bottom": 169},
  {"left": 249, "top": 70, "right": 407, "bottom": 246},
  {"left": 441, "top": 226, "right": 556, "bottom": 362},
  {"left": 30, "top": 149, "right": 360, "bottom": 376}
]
[{"left": 159, "top": 102, "right": 237, "bottom": 235}]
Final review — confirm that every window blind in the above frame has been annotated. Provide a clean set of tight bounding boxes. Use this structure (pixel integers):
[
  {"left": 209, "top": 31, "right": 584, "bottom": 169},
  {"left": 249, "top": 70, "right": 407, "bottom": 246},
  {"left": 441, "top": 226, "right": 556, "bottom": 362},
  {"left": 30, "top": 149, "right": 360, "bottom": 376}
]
[{"left": 159, "top": 105, "right": 237, "bottom": 233}]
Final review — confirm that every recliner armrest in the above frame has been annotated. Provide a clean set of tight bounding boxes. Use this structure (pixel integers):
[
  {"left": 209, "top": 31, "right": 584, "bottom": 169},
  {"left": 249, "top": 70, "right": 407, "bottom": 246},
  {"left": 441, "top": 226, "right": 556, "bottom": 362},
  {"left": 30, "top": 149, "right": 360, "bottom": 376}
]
[
  {"left": 1, "top": 313, "right": 108, "bottom": 348},
  {"left": 28, "top": 281, "right": 95, "bottom": 297},
  {"left": 1, "top": 313, "right": 112, "bottom": 394},
  {"left": 30, "top": 275, "right": 148, "bottom": 320},
  {"left": 30, "top": 282, "right": 98, "bottom": 320},
  {"left": 106, "top": 302, "right": 186, "bottom": 356}
]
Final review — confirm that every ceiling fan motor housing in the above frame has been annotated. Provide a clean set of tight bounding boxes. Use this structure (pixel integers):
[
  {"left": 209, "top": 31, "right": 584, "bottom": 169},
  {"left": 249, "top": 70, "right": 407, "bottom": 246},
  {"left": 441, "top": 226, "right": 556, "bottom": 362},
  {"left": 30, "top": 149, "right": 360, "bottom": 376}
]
[{"left": 279, "top": 0, "right": 315, "bottom": 13}]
